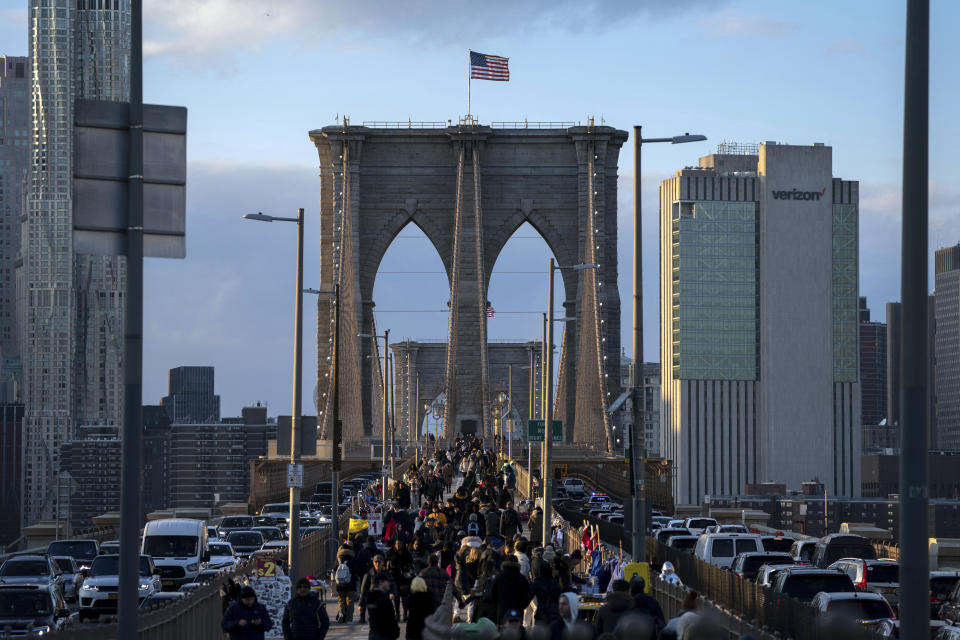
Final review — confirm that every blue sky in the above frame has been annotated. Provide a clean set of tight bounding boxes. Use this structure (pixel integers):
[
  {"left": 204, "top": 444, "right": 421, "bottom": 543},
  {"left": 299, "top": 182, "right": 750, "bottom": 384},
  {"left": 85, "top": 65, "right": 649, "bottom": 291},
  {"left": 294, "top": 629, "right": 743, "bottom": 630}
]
[{"left": 2, "top": 0, "right": 957, "bottom": 417}]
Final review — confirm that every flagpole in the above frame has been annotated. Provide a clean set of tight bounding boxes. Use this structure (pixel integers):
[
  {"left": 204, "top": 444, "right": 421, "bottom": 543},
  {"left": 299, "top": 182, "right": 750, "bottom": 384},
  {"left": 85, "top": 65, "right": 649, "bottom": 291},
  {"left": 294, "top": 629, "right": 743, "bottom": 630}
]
[{"left": 467, "top": 50, "right": 471, "bottom": 118}]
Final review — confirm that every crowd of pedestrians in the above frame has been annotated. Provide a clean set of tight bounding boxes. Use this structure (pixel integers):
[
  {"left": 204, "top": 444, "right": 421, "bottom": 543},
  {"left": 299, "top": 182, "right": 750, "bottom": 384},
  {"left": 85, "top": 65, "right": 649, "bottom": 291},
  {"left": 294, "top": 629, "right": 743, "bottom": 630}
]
[{"left": 223, "top": 434, "right": 728, "bottom": 640}]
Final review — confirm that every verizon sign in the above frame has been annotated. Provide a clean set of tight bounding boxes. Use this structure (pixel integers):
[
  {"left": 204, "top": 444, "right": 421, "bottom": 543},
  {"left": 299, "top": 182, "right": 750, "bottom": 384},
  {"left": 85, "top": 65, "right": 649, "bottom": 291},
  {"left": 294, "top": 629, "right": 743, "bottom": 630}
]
[{"left": 772, "top": 188, "right": 826, "bottom": 201}]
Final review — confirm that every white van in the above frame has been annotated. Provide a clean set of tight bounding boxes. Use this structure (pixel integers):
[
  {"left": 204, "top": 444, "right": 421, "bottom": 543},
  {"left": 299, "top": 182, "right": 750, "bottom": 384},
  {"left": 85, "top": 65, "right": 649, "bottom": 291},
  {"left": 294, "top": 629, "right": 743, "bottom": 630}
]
[
  {"left": 141, "top": 518, "right": 208, "bottom": 590},
  {"left": 694, "top": 533, "right": 764, "bottom": 570}
]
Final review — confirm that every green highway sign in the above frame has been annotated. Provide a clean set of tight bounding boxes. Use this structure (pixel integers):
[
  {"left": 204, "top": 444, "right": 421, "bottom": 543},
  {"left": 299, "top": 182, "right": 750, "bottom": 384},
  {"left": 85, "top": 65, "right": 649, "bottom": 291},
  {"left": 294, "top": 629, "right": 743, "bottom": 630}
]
[{"left": 527, "top": 419, "right": 563, "bottom": 442}]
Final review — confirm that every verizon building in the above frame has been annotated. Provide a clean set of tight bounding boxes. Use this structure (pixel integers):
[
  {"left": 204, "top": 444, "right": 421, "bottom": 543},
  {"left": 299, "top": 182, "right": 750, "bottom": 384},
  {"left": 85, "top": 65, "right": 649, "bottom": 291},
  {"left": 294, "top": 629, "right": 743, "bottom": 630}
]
[{"left": 660, "top": 142, "right": 861, "bottom": 505}]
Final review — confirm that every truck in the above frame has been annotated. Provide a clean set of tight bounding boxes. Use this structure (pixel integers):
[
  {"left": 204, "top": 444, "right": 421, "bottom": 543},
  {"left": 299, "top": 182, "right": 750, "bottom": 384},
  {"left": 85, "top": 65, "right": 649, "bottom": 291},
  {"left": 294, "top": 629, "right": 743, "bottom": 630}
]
[{"left": 141, "top": 518, "right": 208, "bottom": 590}]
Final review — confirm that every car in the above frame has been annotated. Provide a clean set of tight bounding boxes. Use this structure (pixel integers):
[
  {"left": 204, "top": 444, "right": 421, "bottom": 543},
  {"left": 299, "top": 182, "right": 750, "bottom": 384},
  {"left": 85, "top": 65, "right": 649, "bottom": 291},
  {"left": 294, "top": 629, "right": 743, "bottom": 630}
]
[
  {"left": 51, "top": 556, "right": 84, "bottom": 602},
  {"left": 931, "top": 570, "right": 960, "bottom": 620},
  {"left": 177, "top": 582, "right": 201, "bottom": 593},
  {"left": 252, "top": 526, "right": 285, "bottom": 543},
  {"left": 225, "top": 530, "right": 264, "bottom": 559},
  {"left": 760, "top": 535, "right": 795, "bottom": 554},
  {"left": 583, "top": 493, "right": 612, "bottom": 509},
  {"left": 654, "top": 528, "right": 692, "bottom": 546},
  {"left": 78, "top": 554, "right": 161, "bottom": 621},
  {"left": 934, "top": 624, "right": 960, "bottom": 640},
  {"left": 941, "top": 576, "right": 960, "bottom": 623},
  {"left": 217, "top": 515, "right": 255, "bottom": 538},
  {"left": 99, "top": 540, "right": 120, "bottom": 555},
  {"left": 253, "top": 515, "right": 280, "bottom": 528},
  {"left": 206, "top": 525, "right": 219, "bottom": 540},
  {"left": 299, "top": 517, "right": 321, "bottom": 529},
  {"left": 606, "top": 514, "right": 624, "bottom": 525},
  {"left": 828, "top": 558, "right": 900, "bottom": 609},
  {"left": 755, "top": 563, "right": 796, "bottom": 588},
  {"left": 0, "top": 583, "right": 70, "bottom": 635},
  {"left": 259, "top": 503, "right": 292, "bottom": 525},
  {"left": 0, "top": 555, "right": 64, "bottom": 600},
  {"left": 195, "top": 568, "right": 225, "bottom": 584},
  {"left": 705, "top": 524, "right": 749, "bottom": 535},
  {"left": 667, "top": 536, "right": 699, "bottom": 554},
  {"left": 599, "top": 510, "right": 623, "bottom": 522},
  {"left": 813, "top": 534, "right": 877, "bottom": 568},
  {"left": 683, "top": 517, "right": 719, "bottom": 536},
  {"left": 810, "top": 591, "right": 897, "bottom": 629},
  {"left": 694, "top": 533, "right": 764, "bottom": 570},
  {"left": 559, "top": 478, "right": 586, "bottom": 498},
  {"left": 139, "top": 591, "right": 186, "bottom": 609},
  {"left": 263, "top": 540, "right": 290, "bottom": 552},
  {"left": 667, "top": 519, "right": 686, "bottom": 529},
  {"left": 46, "top": 539, "right": 100, "bottom": 570},
  {"left": 770, "top": 566, "right": 856, "bottom": 603},
  {"left": 731, "top": 552, "right": 795, "bottom": 581},
  {"left": 141, "top": 518, "right": 209, "bottom": 590},
  {"left": 650, "top": 516, "right": 673, "bottom": 528},
  {"left": 204, "top": 541, "right": 236, "bottom": 569},
  {"left": 790, "top": 539, "right": 818, "bottom": 565}
]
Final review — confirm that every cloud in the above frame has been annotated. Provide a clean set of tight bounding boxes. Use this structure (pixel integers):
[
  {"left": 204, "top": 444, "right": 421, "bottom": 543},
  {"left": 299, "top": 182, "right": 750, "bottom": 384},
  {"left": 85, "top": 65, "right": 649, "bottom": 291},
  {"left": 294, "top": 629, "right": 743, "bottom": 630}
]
[
  {"left": 698, "top": 9, "right": 793, "bottom": 39},
  {"left": 144, "top": 0, "right": 722, "bottom": 61},
  {"left": 827, "top": 38, "right": 863, "bottom": 55}
]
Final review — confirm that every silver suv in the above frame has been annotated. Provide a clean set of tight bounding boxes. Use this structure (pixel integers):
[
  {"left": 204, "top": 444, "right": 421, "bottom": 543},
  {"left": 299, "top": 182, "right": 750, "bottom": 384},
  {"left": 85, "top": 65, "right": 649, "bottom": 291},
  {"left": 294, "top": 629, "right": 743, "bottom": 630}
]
[{"left": 78, "top": 554, "right": 161, "bottom": 621}]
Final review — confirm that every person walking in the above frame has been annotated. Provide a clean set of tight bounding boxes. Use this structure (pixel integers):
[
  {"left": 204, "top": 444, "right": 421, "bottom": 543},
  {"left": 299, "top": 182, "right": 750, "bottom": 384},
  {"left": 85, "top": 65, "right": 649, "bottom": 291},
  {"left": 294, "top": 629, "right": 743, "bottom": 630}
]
[
  {"left": 335, "top": 543, "right": 358, "bottom": 623},
  {"left": 403, "top": 577, "right": 438, "bottom": 640},
  {"left": 489, "top": 558, "right": 532, "bottom": 625},
  {"left": 221, "top": 585, "right": 274, "bottom": 640},
  {"left": 282, "top": 578, "right": 330, "bottom": 640},
  {"left": 359, "top": 556, "right": 396, "bottom": 625},
  {"left": 593, "top": 579, "right": 635, "bottom": 636},
  {"left": 499, "top": 500, "right": 522, "bottom": 538},
  {"left": 366, "top": 571, "right": 401, "bottom": 640}
]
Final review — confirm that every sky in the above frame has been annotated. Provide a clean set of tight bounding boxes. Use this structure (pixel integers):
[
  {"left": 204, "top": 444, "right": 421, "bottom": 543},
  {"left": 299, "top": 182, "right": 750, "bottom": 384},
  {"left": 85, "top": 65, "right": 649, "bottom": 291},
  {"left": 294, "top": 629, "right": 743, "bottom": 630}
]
[{"left": 1, "top": 0, "right": 958, "bottom": 417}]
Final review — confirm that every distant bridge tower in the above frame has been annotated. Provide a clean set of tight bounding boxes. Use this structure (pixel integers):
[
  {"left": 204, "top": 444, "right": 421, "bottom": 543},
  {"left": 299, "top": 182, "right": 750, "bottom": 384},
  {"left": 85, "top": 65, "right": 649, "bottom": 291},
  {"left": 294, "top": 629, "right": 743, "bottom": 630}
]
[{"left": 310, "top": 121, "right": 628, "bottom": 451}]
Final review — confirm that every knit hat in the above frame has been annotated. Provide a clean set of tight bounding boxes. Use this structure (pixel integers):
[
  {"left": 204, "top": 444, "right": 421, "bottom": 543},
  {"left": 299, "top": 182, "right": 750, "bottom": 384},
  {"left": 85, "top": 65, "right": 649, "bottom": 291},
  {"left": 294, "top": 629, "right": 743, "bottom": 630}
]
[
  {"left": 542, "top": 547, "right": 557, "bottom": 563},
  {"left": 239, "top": 586, "right": 256, "bottom": 599}
]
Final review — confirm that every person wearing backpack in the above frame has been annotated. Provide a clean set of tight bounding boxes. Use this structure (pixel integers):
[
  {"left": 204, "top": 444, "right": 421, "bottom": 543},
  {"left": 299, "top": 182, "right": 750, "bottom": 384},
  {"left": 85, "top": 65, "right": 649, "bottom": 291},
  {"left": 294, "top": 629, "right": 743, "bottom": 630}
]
[{"left": 334, "top": 543, "right": 358, "bottom": 623}]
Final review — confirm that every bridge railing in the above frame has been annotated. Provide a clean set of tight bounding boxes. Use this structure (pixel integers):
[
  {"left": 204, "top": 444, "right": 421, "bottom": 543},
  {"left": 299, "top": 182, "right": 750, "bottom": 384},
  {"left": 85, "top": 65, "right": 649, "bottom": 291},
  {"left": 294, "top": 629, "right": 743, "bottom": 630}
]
[{"left": 52, "top": 527, "right": 335, "bottom": 639}]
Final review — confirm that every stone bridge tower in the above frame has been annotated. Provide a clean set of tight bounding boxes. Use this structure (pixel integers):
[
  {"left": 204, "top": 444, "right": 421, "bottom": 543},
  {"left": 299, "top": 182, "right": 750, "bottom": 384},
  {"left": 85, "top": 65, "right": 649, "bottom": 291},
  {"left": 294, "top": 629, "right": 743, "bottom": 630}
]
[{"left": 310, "top": 122, "right": 627, "bottom": 451}]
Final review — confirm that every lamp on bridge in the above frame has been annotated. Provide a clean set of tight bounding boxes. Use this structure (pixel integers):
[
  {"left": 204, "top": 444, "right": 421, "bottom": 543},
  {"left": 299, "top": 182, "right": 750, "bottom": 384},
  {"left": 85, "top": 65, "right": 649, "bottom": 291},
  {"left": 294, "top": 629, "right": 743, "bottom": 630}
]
[
  {"left": 630, "top": 127, "right": 707, "bottom": 562},
  {"left": 242, "top": 208, "right": 306, "bottom": 583},
  {"left": 361, "top": 331, "right": 393, "bottom": 499},
  {"left": 542, "top": 259, "right": 596, "bottom": 547}
]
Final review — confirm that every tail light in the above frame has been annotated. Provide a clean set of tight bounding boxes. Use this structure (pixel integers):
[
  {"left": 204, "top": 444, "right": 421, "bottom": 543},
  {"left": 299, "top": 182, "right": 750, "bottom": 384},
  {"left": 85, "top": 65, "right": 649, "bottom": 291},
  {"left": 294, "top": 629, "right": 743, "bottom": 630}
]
[{"left": 857, "top": 575, "right": 868, "bottom": 590}]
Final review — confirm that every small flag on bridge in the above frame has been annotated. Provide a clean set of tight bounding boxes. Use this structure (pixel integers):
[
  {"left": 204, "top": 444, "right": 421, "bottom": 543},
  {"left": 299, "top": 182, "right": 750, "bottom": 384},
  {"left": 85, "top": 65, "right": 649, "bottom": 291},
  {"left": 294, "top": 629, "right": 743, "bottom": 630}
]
[
  {"left": 470, "top": 51, "right": 509, "bottom": 81},
  {"left": 486, "top": 303, "right": 495, "bottom": 318}
]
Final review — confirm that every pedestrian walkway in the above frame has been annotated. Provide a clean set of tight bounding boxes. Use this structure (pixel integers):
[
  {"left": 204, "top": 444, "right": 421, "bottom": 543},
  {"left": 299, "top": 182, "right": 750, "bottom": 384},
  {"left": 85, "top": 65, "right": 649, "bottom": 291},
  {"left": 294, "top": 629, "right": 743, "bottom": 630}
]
[{"left": 321, "top": 471, "right": 464, "bottom": 639}]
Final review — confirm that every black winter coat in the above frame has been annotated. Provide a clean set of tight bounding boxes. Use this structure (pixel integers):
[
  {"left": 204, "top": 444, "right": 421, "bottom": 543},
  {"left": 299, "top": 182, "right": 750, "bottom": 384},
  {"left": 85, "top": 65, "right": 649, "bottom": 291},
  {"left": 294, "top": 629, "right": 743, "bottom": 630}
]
[
  {"left": 484, "top": 510, "right": 500, "bottom": 537},
  {"left": 593, "top": 591, "right": 635, "bottom": 636},
  {"left": 221, "top": 599, "right": 274, "bottom": 640},
  {"left": 530, "top": 575, "right": 561, "bottom": 622},
  {"left": 489, "top": 564, "right": 531, "bottom": 624},
  {"left": 366, "top": 589, "right": 400, "bottom": 640},
  {"left": 499, "top": 508, "right": 522, "bottom": 538},
  {"left": 403, "top": 591, "right": 437, "bottom": 640},
  {"left": 281, "top": 592, "right": 330, "bottom": 640}
]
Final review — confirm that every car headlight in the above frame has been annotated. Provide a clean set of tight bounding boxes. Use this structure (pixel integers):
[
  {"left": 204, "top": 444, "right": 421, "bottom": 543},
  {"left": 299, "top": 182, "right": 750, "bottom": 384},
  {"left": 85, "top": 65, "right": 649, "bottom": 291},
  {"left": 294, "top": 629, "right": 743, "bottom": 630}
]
[
  {"left": 81, "top": 584, "right": 99, "bottom": 592},
  {"left": 186, "top": 563, "right": 198, "bottom": 572},
  {"left": 139, "top": 583, "right": 150, "bottom": 590},
  {"left": 31, "top": 626, "right": 50, "bottom": 635}
]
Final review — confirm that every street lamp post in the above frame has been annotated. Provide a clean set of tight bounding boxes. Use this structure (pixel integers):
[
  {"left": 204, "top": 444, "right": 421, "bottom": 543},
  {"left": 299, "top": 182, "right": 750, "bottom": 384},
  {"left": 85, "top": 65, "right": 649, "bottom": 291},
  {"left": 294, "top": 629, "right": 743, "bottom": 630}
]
[
  {"left": 630, "top": 128, "right": 706, "bottom": 561},
  {"left": 542, "top": 259, "right": 596, "bottom": 546},
  {"left": 360, "top": 330, "right": 390, "bottom": 500},
  {"left": 242, "top": 208, "right": 306, "bottom": 582}
]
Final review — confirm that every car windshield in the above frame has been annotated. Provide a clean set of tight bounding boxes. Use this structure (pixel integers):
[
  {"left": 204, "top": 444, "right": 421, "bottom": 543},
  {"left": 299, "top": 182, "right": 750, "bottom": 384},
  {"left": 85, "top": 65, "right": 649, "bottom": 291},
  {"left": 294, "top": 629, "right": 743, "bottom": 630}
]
[
  {"left": 143, "top": 535, "right": 199, "bottom": 557},
  {"left": 866, "top": 564, "right": 899, "bottom": 583},
  {"left": 827, "top": 599, "right": 892, "bottom": 620},
  {"left": 52, "top": 557, "right": 76, "bottom": 572},
  {"left": 262, "top": 504, "right": 287, "bottom": 514},
  {"left": 824, "top": 543, "right": 876, "bottom": 565},
  {"left": 257, "top": 529, "right": 282, "bottom": 542},
  {"left": 0, "top": 560, "right": 49, "bottom": 577},
  {"left": 220, "top": 517, "right": 253, "bottom": 528},
  {"left": 784, "top": 574, "right": 854, "bottom": 601},
  {"left": 737, "top": 539, "right": 759, "bottom": 555},
  {"left": 47, "top": 540, "right": 97, "bottom": 561},
  {"left": 672, "top": 538, "right": 696, "bottom": 551},
  {"left": 90, "top": 556, "right": 153, "bottom": 577},
  {"left": 0, "top": 592, "right": 52, "bottom": 616},
  {"left": 208, "top": 544, "right": 232, "bottom": 556},
  {"left": 764, "top": 538, "right": 794, "bottom": 553},
  {"left": 798, "top": 544, "right": 816, "bottom": 562},
  {"left": 227, "top": 532, "right": 263, "bottom": 547},
  {"left": 688, "top": 519, "right": 715, "bottom": 529},
  {"left": 932, "top": 576, "right": 960, "bottom": 600}
]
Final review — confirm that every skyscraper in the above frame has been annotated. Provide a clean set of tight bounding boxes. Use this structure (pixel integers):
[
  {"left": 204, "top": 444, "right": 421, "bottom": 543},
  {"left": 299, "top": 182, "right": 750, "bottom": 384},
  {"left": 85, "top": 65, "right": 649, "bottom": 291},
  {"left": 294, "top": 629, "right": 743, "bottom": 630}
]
[
  {"left": 20, "top": 1, "right": 130, "bottom": 524},
  {"left": 859, "top": 298, "right": 887, "bottom": 448},
  {"left": 660, "top": 142, "right": 861, "bottom": 504},
  {"left": 0, "top": 56, "right": 30, "bottom": 402},
  {"left": 160, "top": 366, "right": 220, "bottom": 424},
  {"left": 935, "top": 244, "right": 960, "bottom": 451}
]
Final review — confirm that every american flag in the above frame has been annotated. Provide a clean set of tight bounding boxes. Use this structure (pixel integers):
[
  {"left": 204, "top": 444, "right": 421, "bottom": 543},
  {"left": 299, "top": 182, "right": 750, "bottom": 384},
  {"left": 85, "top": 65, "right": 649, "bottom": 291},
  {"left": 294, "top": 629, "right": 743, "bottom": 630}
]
[
  {"left": 470, "top": 51, "right": 509, "bottom": 81},
  {"left": 486, "top": 303, "right": 495, "bottom": 318}
]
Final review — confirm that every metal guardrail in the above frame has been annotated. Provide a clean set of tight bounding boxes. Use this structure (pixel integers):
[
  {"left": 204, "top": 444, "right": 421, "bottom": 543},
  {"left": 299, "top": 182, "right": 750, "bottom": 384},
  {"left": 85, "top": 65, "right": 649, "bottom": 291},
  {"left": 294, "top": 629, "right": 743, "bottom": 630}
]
[
  {"left": 491, "top": 121, "right": 579, "bottom": 128},
  {"left": 49, "top": 527, "right": 333, "bottom": 639},
  {"left": 361, "top": 121, "right": 449, "bottom": 128}
]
